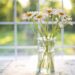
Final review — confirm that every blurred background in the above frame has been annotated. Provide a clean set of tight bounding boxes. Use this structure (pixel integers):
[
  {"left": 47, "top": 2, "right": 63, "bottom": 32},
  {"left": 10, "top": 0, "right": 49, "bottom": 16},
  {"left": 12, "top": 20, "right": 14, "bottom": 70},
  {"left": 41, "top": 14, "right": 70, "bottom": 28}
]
[{"left": 0, "top": 0, "right": 75, "bottom": 56}]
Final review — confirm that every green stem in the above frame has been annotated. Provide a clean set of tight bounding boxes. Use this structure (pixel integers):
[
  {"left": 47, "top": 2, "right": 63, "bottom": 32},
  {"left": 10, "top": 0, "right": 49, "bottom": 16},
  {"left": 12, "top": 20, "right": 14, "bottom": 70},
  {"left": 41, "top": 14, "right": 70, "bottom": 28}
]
[
  {"left": 40, "top": 21, "right": 48, "bottom": 37},
  {"left": 32, "top": 19, "right": 46, "bottom": 44}
]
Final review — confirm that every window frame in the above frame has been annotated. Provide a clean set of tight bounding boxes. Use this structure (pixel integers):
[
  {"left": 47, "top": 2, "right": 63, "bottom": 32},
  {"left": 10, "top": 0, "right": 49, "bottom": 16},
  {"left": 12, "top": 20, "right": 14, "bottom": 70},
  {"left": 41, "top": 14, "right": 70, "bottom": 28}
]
[{"left": 0, "top": 0, "right": 75, "bottom": 57}]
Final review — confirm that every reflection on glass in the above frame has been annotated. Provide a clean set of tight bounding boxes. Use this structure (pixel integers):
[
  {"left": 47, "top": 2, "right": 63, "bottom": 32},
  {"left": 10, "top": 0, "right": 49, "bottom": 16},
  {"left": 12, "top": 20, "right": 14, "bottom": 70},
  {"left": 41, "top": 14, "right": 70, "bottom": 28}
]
[
  {"left": 64, "top": 24, "right": 75, "bottom": 45},
  {"left": 17, "top": 24, "right": 37, "bottom": 45},
  {"left": 0, "top": 49, "right": 14, "bottom": 56},
  {"left": 0, "top": 25, "right": 14, "bottom": 46},
  {"left": 0, "top": 0, "right": 14, "bottom": 21}
]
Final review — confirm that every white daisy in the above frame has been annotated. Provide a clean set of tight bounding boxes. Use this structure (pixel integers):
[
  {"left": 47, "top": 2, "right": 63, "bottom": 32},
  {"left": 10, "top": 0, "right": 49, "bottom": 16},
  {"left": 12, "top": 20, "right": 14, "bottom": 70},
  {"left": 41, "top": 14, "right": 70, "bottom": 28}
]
[{"left": 46, "top": 8, "right": 53, "bottom": 15}]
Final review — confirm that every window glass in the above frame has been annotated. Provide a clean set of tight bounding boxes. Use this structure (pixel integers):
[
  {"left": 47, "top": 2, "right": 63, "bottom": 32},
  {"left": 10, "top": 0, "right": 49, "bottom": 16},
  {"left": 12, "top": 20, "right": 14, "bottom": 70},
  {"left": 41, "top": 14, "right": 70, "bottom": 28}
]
[
  {"left": 64, "top": 24, "right": 75, "bottom": 45},
  {"left": 64, "top": 48, "right": 75, "bottom": 55},
  {"left": 17, "top": 0, "right": 38, "bottom": 21},
  {"left": 17, "top": 48, "right": 37, "bottom": 56},
  {"left": 0, "top": 49, "right": 14, "bottom": 56},
  {"left": 40, "top": 0, "right": 62, "bottom": 11},
  {"left": 48, "top": 24, "right": 61, "bottom": 46},
  {"left": 63, "top": 0, "right": 75, "bottom": 21},
  {"left": 0, "top": 25, "right": 14, "bottom": 46},
  {"left": 17, "top": 24, "right": 37, "bottom": 45},
  {"left": 55, "top": 47, "right": 75, "bottom": 55},
  {"left": 0, "top": 0, "right": 14, "bottom": 21}
]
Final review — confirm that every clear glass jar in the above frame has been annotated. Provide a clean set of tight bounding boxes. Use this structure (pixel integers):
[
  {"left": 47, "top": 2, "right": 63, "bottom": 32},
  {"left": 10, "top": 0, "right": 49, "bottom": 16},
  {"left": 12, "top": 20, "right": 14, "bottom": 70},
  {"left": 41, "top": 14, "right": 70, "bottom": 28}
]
[{"left": 36, "top": 37, "right": 55, "bottom": 75}]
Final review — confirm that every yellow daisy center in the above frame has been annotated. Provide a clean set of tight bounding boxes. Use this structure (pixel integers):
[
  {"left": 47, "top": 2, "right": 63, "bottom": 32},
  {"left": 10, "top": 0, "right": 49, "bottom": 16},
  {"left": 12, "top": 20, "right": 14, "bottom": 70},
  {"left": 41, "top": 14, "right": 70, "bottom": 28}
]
[
  {"left": 26, "top": 12, "right": 32, "bottom": 17},
  {"left": 46, "top": 8, "right": 52, "bottom": 14},
  {"left": 59, "top": 12, "right": 64, "bottom": 16},
  {"left": 36, "top": 15, "right": 43, "bottom": 19}
]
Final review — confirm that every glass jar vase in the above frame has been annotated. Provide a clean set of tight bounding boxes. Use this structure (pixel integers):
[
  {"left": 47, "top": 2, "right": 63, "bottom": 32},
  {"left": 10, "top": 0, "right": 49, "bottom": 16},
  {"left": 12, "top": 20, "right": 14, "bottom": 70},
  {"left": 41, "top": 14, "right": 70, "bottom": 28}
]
[{"left": 36, "top": 37, "right": 55, "bottom": 75}]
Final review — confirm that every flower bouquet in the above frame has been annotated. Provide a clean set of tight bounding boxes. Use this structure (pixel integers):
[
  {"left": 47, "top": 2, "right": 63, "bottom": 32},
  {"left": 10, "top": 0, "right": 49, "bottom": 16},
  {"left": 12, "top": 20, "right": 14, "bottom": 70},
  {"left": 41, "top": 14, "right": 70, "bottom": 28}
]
[{"left": 24, "top": 8, "right": 72, "bottom": 75}]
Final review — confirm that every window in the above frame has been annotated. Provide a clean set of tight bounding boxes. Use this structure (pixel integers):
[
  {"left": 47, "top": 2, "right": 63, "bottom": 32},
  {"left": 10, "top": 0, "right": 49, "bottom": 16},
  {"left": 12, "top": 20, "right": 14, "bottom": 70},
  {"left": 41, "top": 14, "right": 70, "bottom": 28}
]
[{"left": 0, "top": 0, "right": 75, "bottom": 56}]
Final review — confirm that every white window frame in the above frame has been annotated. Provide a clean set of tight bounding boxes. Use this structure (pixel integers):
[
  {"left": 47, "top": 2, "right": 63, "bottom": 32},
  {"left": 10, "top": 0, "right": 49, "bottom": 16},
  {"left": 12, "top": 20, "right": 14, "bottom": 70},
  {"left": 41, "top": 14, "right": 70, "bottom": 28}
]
[{"left": 0, "top": 0, "right": 75, "bottom": 57}]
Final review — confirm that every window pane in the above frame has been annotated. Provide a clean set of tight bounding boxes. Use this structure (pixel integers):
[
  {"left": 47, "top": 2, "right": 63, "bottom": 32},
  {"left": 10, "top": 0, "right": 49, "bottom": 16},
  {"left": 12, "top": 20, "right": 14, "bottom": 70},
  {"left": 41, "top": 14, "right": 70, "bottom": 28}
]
[
  {"left": 63, "top": 0, "right": 75, "bottom": 21},
  {"left": 17, "top": 24, "right": 61, "bottom": 46},
  {"left": 56, "top": 32, "right": 61, "bottom": 46},
  {"left": 64, "top": 24, "right": 75, "bottom": 45},
  {"left": 40, "top": 0, "right": 62, "bottom": 10},
  {"left": 64, "top": 48, "right": 75, "bottom": 55},
  {"left": 17, "top": 0, "right": 38, "bottom": 21},
  {"left": 17, "top": 48, "right": 37, "bottom": 56},
  {"left": 55, "top": 47, "right": 75, "bottom": 55},
  {"left": 55, "top": 48, "right": 64, "bottom": 55},
  {"left": 48, "top": 24, "right": 61, "bottom": 46},
  {"left": 0, "top": 0, "right": 14, "bottom": 21},
  {"left": 0, "top": 49, "right": 14, "bottom": 56},
  {"left": 17, "top": 24, "right": 37, "bottom": 45},
  {"left": 0, "top": 25, "right": 14, "bottom": 46}
]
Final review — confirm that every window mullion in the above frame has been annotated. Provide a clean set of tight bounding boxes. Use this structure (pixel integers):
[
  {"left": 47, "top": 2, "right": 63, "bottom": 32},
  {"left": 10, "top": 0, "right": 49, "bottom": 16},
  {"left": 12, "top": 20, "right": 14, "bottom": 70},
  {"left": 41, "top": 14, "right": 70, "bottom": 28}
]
[
  {"left": 14, "top": 0, "right": 18, "bottom": 57},
  {"left": 61, "top": 0, "right": 64, "bottom": 54}
]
